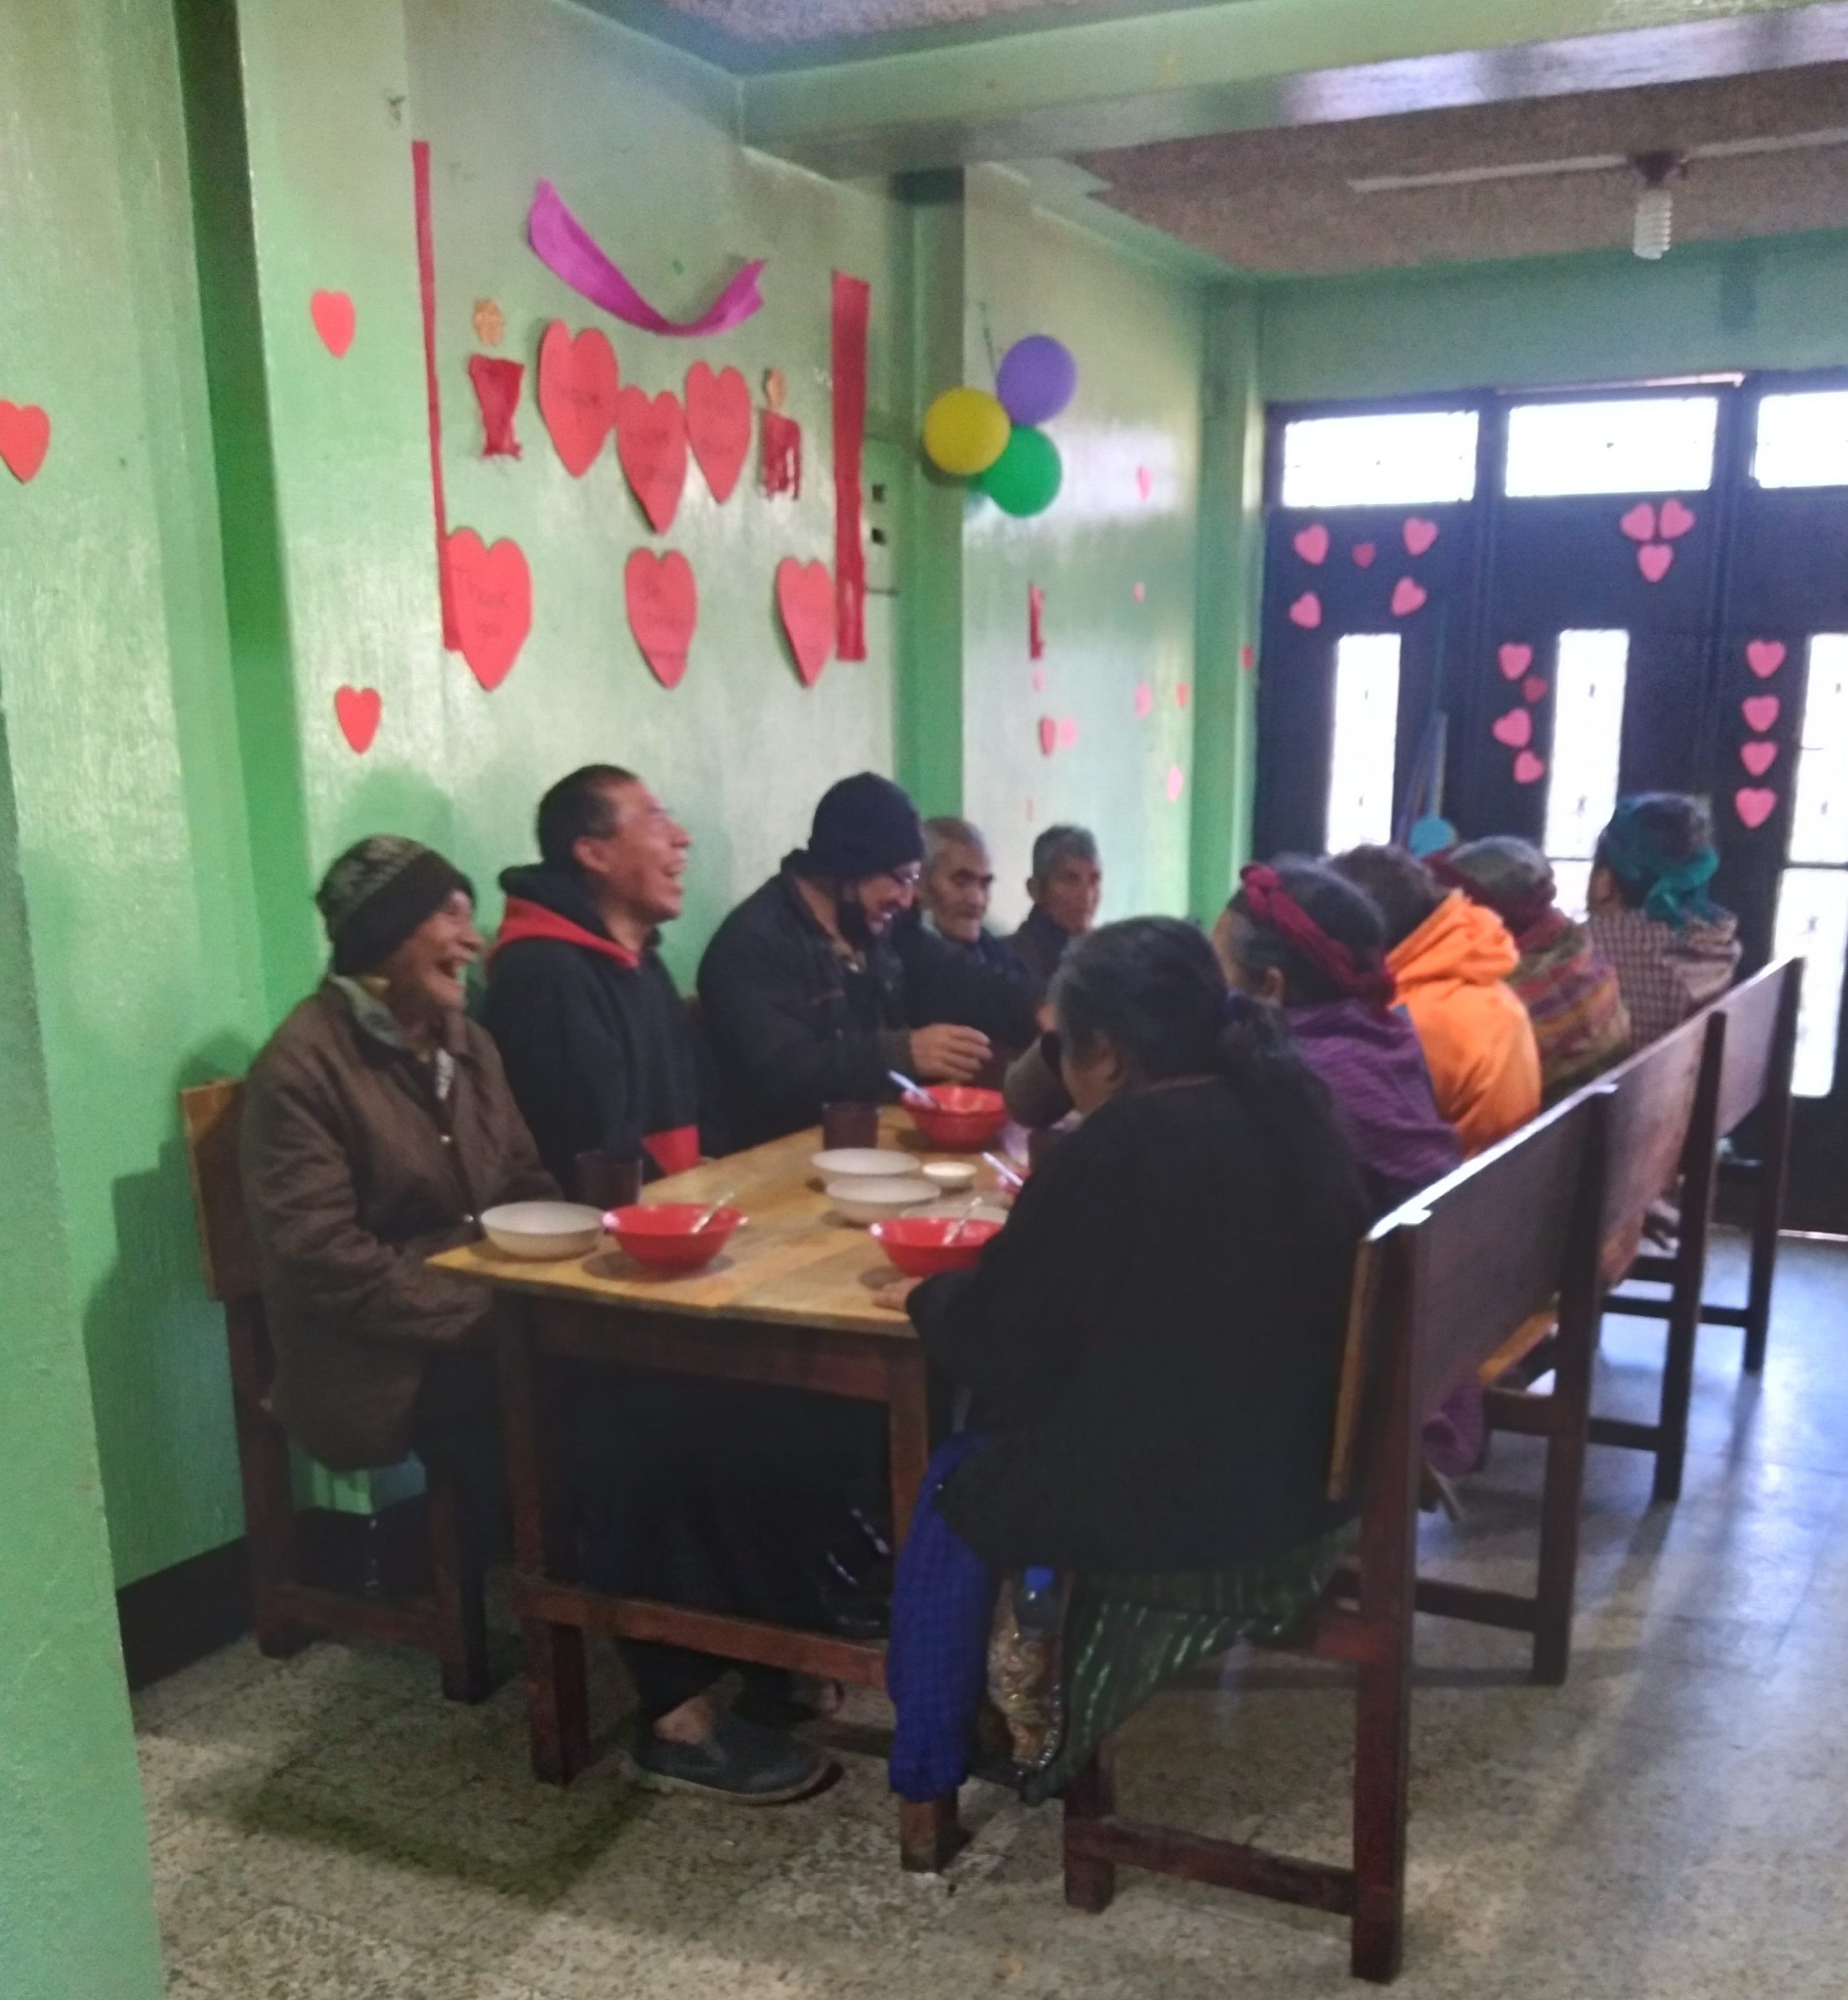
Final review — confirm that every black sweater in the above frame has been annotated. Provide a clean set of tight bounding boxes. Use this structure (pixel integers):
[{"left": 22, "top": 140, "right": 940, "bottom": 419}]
[
  {"left": 480, "top": 866, "right": 718, "bottom": 1192},
  {"left": 911, "top": 1079, "right": 1363, "bottom": 1573},
  {"left": 696, "top": 860, "right": 1040, "bottom": 1147}
]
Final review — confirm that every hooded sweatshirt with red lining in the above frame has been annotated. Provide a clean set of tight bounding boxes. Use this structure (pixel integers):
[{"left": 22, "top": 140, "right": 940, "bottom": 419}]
[{"left": 480, "top": 864, "right": 716, "bottom": 1192}]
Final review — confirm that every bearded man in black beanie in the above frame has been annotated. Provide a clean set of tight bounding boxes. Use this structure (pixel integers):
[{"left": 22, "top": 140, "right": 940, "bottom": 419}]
[{"left": 698, "top": 773, "right": 1040, "bottom": 1146}]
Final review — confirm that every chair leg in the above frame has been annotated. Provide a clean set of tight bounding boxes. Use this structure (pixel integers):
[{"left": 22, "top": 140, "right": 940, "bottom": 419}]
[
  {"left": 1350, "top": 1636, "right": 1409, "bottom": 1981},
  {"left": 227, "top": 1304, "right": 313, "bottom": 1660},
  {"left": 899, "top": 1794, "right": 966, "bottom": 1874},
  {"left": 1531, "top": 1312, "right": 1595, "bottom": 1686},
  {"left": 425, "top": 1467, "right": 491, "bottom": 1704},
  {"left": 1743, "top": 1159, "right": 1781, "bottom": 1376},
  {"left": 1062, "top": 1741, "right": 1118, "bottom": 1913}
]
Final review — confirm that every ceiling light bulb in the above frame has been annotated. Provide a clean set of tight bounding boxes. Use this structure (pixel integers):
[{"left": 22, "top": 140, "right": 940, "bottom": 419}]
[{"left": 1634, "top": 183, "right": 1674, "bottom": 260}]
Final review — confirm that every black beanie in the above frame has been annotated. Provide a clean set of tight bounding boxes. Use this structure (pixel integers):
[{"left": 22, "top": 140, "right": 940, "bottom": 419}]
[
  {"left": 798, "top": 772, "right": 925, "bottom": 881},
  {"left": 315, "top": 836, "right": 475, "bottom": 976}
]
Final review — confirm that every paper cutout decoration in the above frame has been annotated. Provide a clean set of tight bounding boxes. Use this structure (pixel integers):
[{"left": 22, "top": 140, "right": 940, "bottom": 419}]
[
  {"left": 996, "top": 335, "right": 1077, "bottom": 427},
  {"left": 1736, "top": 787, "right": 1777, "bottom": 829},
  {"left": 1747, "top": 640, "right": 1786, "bottom": 679},
  {"left": 1240, "top": 644, "right": 1255, "bottom": 671},
  {"left": 1136, "top": 465, "right": 1152, "bottom": 501},
  {"left": 923, "top": 387, "right": 1009, "bottom": 476},
  {"left": 1038, "top": 718, "right": 1057, "bottom": 755},
  {"left": 467, "top": 355, "right": 523, "bottom": 458},
  {"left": 335, "top": 685, "right": 382, "bottom": 753},
  {"left": 472, "top": 299, "right": 505, "bottom": 347},
  {"left": 760, "top": 368, "right": 801, "bottom": 499},
  {"left": 1292, "top": 523, "right": 1329, "bottom": 564},
  {"left": 1638, "top": 543, "right": 1674, "bottom": 583},
  {"left": 625, "top": 549, "right": 697, "bottom": 688},
  {"left": 1498, "top": 642, "right": 1533, "bottom": 680},
  {"left": 1058, "top": 717, "right": 1079, "bottom": 749},
  {"left": 444, "top": 529, "right": 532, "bottom": 690},
  {"left": 1031, "top": 669, "right": 1046, "bottom": 693},
  {"left": 1133, "top": 581, "right": 1145, "bottom": 603},
  {"left": 1659, "top": 497, "right": 1697, "bottom": 538},
  {"left": 1523, "top": 677, "right": 1548, "bottom": 704},
  {"left": 1742, "top": 694, "right": 1780, "bottom": 733},
  {"left": 685, "top": 362, "right": 751, "bottom": 503},
  {"left": 412, "top": 143, "right": 457, "bottom": 649},
  {"left": 775, "top": 558, "right": 835, "bottom": 687},
  {"left": 1165, "top": 765, "right": 1185, "bottom": 802},
  {"left": 0, "top": 401, "right": 50, "bottom": 483},
  {"left": 833, "top": 272, "right": 870, "bottom": 661},
  {"left": 1134, "top": 683, "right": 1152, "bottom": 718},
  {"left": 1741, "top": 741, "right": 1779, "bottom": 776},
  {"left": 1352, "top": 541, "right": 1376, "bottom": 567},
  {"left": 526, "top": 181, "right": 765, "bottom": 337},
  {"left": 1391, "top": 576, "right": 1427, "bottom": 616},
  {"left": 1176, "top": 683, "right": 1191, "bottom": 708},
  {"left": 1029, "top": 583, "right": 1045, "bottom": 661},
  {"left": 536, "top": 322, "right": 619, "bottom": 477},
  {"left": 1620, "top": 502, "right": 1657, "bottom": 542},
  {"left": 614, "top": 386, "right": 687, "bottom": 532},
  {"left": 1513, "top": 751, "right": 1546, "bottom": 785},
  {"left": 1492, "top": 707, "right": 1533, "bottom": 749},
  {"left": 1402, "top": 517, "right": 1439, "bottom": 556},
  {"left": 1288, "top": 592, "right": 1322, "bottom": 628},
  {"left": 310, "top": 290, "right": 355, "bottom": 356}
]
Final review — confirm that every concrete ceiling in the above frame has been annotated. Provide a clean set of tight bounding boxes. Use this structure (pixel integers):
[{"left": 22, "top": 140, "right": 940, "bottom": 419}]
[
  {"left": 1079, "top": 62, "right": 1848, "bottom": 272},
  {"left": 653, "top": 0, "right": 1107, "bottom": 41}
]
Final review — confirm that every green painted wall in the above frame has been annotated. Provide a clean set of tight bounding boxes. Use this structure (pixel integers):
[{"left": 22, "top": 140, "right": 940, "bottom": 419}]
[{"left": 961, "top": 167, "right": 1204, "bottom": 933}]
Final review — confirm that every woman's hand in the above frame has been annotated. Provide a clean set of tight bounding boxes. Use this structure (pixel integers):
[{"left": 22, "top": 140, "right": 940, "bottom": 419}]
[{"left": 872, "top": 1276, "right": 922, "bottom": 1313}]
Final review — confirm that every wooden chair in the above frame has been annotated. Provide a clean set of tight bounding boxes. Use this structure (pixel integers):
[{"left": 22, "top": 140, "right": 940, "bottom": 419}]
[
  {"left": 1602, "top": 961, "right": 1802, "bottom": 1495},
  {"left": 178, "top": 1080, "right": 491, "bottom": 1700},
  {"left": 1062, "top": 1089, "right": 1607, "bottom": 1983}
]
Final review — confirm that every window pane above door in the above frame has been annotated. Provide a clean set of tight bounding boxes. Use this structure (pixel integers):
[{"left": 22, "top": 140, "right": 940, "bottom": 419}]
[
  {"left": 1753, "top": 392, "right": 1848, "bottom": 489},
  {"left": 1326, "top": 634, "right": 1402, "bottom": 854},
  {"left": 1503, "top": 396, "right": 1718, "bottom": 497},
  {"left": 1280, "top": 410, "right": 1478, "bottom": 508}
]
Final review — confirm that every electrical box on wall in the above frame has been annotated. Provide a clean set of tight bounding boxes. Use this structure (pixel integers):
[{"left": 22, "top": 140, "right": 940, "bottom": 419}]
[{"left": 862, "top": 438, "right": 900, "bottom": 595}]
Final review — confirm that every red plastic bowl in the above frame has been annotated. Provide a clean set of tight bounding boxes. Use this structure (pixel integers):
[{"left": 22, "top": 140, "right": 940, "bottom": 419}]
[
  {"left": 870, "top": 1214, "right": 1003, "bottom": 1276},
  {"left": 605, "top": 1202, "right": 741, "bottom": 1272},
  {"left": 902, "top": 1085, "right": 1007, "bottom": 1150}
]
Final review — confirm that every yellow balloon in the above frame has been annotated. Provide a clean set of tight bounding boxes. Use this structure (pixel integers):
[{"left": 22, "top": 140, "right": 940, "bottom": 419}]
[{"left": 922, "top": 387, "right": 1011, "bottom": 477}]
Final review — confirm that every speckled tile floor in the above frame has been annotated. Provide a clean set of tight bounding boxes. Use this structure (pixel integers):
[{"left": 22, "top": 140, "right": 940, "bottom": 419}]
[{"left": 142, "top": 1232, "right": 1848, "bottom": 1997}]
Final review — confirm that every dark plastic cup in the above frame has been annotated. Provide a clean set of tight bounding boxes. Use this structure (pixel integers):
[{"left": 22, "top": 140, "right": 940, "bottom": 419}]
[
  {"left": 821, "top": 1101, "right": 880, "bottom": 1150},
  {"left": 575, "top": 1151, "right": 644, "bottom": 1210}
]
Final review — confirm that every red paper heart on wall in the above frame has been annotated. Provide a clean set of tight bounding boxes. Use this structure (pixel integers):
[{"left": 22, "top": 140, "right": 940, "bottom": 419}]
[
  {"left": 1619, "top": 501, "right": 1657, "bottom": 542},
  {"left": 1175, "top": 683, "right": 1191, "bottom": 708},
  {"left": 1658, "top": 497, "right": 1697, "bottom": 539},
  {"left": 1402, "top": 517, "right": 1439, "bottom": 556},
  {"left": 1746, "top": 640, "right": 1786, "bottom": 679},
  {"left": 1742, "top": 694, "right": 1780, "bottom": 733},
  {"left": 1136, "top": 465, "right": 1153, "bottom": 500},
  {"left": 1740, "top": 741, "right": 1779, "bottom": 777},
  {"left": 1513, "top": 751, "right": 1546, "bottom": 785},
  {"left": 1523, "top": 677, "right": 1548, "bottom": 704},
  {"left": 1134, "top": 683, "right": 1153, "bottom": 717},
  {"left": 685, "top": 362, "right": 752, "bottom": 503},
  {"left": 444, "top": 530, "right": 532, "bottom": 690},
  {"left": 1165, "top": 764, "right": 1185, "bottom": 802},
  {"left": 1391, "top": 576, "right": 1427, "bottom": 616},
  {"left": 1497, "top": 642, "right": 1533, "bottom": 681},
  {"left": 310, "top": 290, "right": 355, "bottom": 357},
  {"left": 614, "top": 386, "right": 688, "bottom": 533},
  {"left": 1637, "top": 543, "right": 1674, "bottom": 583},
  {"left": 1735, "top": 787, "right": 1777, "bottom": 829},
  {"left": 1351, "top": 542, "right": 1376, "bottom": 567},
  {"left": 0, "top": 401, "right": 50, "bottom": 482},
  {"left": 1038, "top": 717, "right": 1058, "bottom": 756},
  {"left": 1058, "top": 717, "right": 1079, "bottom": 749},
  {"left": 1288, "top": 592, "right": 1322, "bottom": 629},
  {"left": 1293, "top": 523, "right": 1329, "bottom": 564},
  {"left": 775, "top": 557, "right": 834, "bottom": 687},
  {"left": 625, "top": 548, "right": 697, "bottom": 688},
  {"left": 334, "top": 685, "right": 382, "bottom": 753},
  {"left": 537, "top": 321, "right": 619, "bottom": 478},
  {"left": 1491, "top": 707, "right": 1533, "bottom": 749}
]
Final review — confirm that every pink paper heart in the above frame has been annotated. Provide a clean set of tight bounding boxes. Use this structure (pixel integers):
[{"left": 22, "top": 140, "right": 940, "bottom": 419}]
[
  {"left": 1133, "top": 581, "right": 1146, "bottom": 603},
  {"left": 1523, "top": 677, "right": 1548, "bottom": 704},
  {"left": 334, "top": 685, "right": 382, "bottom": 754},
  {"left": 1619, "top": 501, "right": 1657, "bottom": 542},
  {"left": 1742, "top": 694, "right": 1780, "bottom": 733},
  {"left": 1740, "top": 741, "right": 1779, "bottom": 777},
  {"left": 1165, "top": 765, "right": 1185, "bottom": 802},
  {"left": 1746, "top": 640, "right": 1786, "bottom": 679},
  {"left": 1402, "top": 517, "right": 1439, "bottom": 557},
  {"left": 1239, "top": 644, "right": 1254, "bottom": 671},
  {"left": 1491, "top": 707, "right": 1533, "bottom": 749},
  {"left": 1134, "top": 683, "right": 1152, "bottom": 718},
  {"left": 1031, "top": 669, "right": 1046, "bottom": 693},
  {"left": 1637, "top": 542, "right": 1673, "bottom": 583},
  {"left": 1735, "top": 787, "right": 1777, "bottom": 829},
  {"left": 1135, "top": 465, "right": 1152, "bottom": 500},
  {"left": 1658, "top": 497, "right": 1697, "bottom": 540},
  {"left": 1058, "top": 716, "right": 1079, "bottom": 749},
  {"left": 310, "top": 289, "right": 355, "bottom": 357},
  {"left": 1351, "top": 542, "right": 1376, "bottom": 568},
  {"left": 1038, "top": 717, "right": 1057, "bottom": 756},
  {"left": 624, "top": 548, "right": 698, "bottom": 688},
  {"left": 444, "top": 528, "right": 532, "bottom": 690},
  {"left": 1293, "top": 523, "right": 1329, "bottom": 565},
  {"left": 1513, "top": 751, "right": 1546, "bottom": 786},
  {"left": 1175, "top": 683, "right": 1191, "bottom": 709},
  {"left": 774, "top": 557, "right": 835, "bottom": 687},
  {"left": 1497, "top": 643, "right": 1533, "bottom": 681},
  {"left": 1391, "top": 576, "right": 1427, "bottom": 616},
  {"left": 0, "top": 401, "right": 52, "bottom": 483},
  {"left": 1288, "top": 592, "right": 1322, "bottom": 629}
]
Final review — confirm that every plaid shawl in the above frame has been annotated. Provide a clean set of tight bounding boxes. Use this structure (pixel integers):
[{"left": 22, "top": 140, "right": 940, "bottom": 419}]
[
  {"left": 1587, "top": 906, "right": 1740, "bottom": 1052},
  {"left": 1508, "top": 909, "right": 1633, "bottom": 1103}
]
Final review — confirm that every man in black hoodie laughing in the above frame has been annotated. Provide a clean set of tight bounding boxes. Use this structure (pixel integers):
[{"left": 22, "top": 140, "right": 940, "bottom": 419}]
[{"left": 482, "top": 764, "right": 717, "bottom": 1194}]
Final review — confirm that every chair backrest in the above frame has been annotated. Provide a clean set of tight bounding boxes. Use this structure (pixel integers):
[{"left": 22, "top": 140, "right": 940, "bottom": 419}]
[
  {"left": 1712, "top": 958, "right": 1802, "bottom": 1138},
  {"left": 179, "top": 1079, "right": 261, "bottom": 1304},
  {"left": 1592, "top": 1011, "right": 1711, "bottom": 1278}
]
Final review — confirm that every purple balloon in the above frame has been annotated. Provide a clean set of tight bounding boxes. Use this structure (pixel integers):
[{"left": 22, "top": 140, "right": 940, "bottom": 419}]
[{"left": 996, "top": 335, "right": 1077, "bottom": 427}]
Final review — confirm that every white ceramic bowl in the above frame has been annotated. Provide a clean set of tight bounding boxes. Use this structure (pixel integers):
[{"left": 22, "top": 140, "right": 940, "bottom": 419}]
[
  {"left": 481, "top": 1201, "right": 605, "bottom": 1261},
  {"left": 921, "top": 1161, "right": 978, "bottom": 1192},
  {"left": 825, "top": 1175, "right": 933, "bottom": 1226},
  {"left": 813, "top": 1147, "right": 913, "bottom": 1179}
]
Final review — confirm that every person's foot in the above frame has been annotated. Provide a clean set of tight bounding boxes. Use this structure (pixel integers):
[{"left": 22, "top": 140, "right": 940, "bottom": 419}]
[
  {"left": 731, "top": 1675, "right": 845, "bottom": 1731},
  {"left": 630, "top": 1711, "right": 835, "bottom": 1804}
]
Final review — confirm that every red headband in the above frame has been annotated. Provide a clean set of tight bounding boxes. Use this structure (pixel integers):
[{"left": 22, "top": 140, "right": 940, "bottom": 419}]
[{"left": 1238, "top": 864, "right": 1396, "bottom": 1009}]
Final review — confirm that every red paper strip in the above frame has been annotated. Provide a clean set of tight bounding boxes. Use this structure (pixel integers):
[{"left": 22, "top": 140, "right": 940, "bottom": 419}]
[
  {"left": 411, "top": 141, "right": 456, "bottom": 648},
  {"left": 1029, "top": 583, "right": 1045, "bottom": 660},
  {"left": 468, "top": 354, "right": 524, "bottom": 458},
  {"left": 831, "top": 272, "right": 869, "bottom": 661}
]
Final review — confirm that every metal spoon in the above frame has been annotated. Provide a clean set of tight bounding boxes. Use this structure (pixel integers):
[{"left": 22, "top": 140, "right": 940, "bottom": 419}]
[
  {"left": 690, "top": 1190, "right": 735, "bottom": 1232},
  {"left": 943, "top": 1196, "right": 986, "bottom": 1245}
]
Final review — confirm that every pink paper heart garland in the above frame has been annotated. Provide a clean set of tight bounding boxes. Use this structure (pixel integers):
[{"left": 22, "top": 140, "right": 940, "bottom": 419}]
[
  {"left": 1742, "top": 694, "right": 1780, "bottom": 734},
  {"left": 1402, "top": 517, "right": 1439, "bottom": 556},
  {"left": 1736, "top": 788, "right": 1777, "bottom": 829},
  {"left": 1391, "top": 577, "right": 1427, "bottom": 616},
  {"left": 1620, "top": 501, "right": 1656, "bottom": 542},
  {"left": 1513, "top": 751, "right": 1546, "bottom": 785},
  {"left": 1293, "top": 523, "right": 1329, "bottom": 564},
  {"left": 1498, "top": 643, "right": 1533, "bottom": 681},
  {"left": 1523, "top": 677, "right": 1548, "bottom": 705},
  {"left": 1637, "top": 544, "right": 1674, "bottom": 583},
  {"left": 1740, "top": 741, "right": 1779, "bottom": 777},
  {"left": 1491, "top": 708, "right": 1533, "bottom": 749},
  {"left": 1659, "top": 497, "right": 1697, "bottom": 539},
  {"left": 1352, "top": 542, "right": 1376, "bottom": 568},
  {"left": 1746, "top": 640, "right": 1786, "bottom": 679},
  {"left": 1288, "top": 592, "right": 1322, "bottom": 629}
]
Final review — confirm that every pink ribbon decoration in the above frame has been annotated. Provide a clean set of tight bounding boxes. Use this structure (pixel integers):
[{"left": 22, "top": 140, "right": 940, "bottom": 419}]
[{"left": 526, "top": 181, "right": 765, "bottom": 337}]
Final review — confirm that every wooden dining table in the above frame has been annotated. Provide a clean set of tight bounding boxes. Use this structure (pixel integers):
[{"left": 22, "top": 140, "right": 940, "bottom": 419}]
[{"left": 431, "top": 1109, "right": 1007, "bottom": 1868}]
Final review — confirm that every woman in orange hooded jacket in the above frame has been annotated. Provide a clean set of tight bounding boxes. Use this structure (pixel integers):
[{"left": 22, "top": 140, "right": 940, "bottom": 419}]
[{"left": 1331, "top": 845, "right": 1542, "bottom": 1157}]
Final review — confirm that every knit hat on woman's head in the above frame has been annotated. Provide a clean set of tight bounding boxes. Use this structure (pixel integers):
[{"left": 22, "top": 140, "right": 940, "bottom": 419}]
[
  {"left": 798, "top": 773, "right": 925, "bottom": 882},
  {"left": 315, "top": 836, "right": 474, "bottom": 976}
]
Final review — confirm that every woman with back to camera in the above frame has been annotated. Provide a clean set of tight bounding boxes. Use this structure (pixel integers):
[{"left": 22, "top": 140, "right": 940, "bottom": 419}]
[{"left": 879, "top": 917, "right": 1369, "bottom": 1803}]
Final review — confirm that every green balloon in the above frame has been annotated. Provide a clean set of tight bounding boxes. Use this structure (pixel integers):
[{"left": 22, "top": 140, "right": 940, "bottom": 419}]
[{"left": 978, "top": 425, "right": 1062, "bottom": 517}]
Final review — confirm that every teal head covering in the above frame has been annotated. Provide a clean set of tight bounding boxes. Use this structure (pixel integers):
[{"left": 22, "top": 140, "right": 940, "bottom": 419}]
[{"left": 1597, "top": 797, "right": 1720, "bottom": 931}]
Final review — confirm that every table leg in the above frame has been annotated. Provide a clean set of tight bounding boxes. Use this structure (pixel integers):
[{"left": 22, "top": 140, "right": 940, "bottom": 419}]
[{"left": 496, "top": 1306, "right": 589, "bottom": 1785}]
